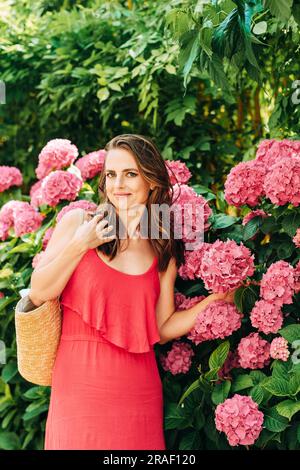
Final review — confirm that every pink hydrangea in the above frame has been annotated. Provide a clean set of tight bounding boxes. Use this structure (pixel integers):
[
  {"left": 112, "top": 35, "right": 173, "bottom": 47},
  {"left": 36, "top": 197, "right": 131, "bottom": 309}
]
[
  {"left": 218, "top": 351, "right": 240, "bottom": 381},
  {"left": 200, "top": 239, "right": 255, "bottom": 294},
  {"left": 294, "top": 260, "right": 300, "bottom": 294},
  {"left": 0, "top": 200, "right": 45, "bottom": 238},
  {"left": 187, "top": 300, "right": 243, "bottom": 345},
  {"left": 174, "top": 292, "right": 187, "bottom": 310},
  {"left": 255, "top": 139, "right": 300, "bottom": 169},
  {"left": 75, "top": 149, "right": 106, "bottom": 180},
  {"left": 242, "top": 209, "right": 268, "bottom": 226},
  {"left": 159, "top": 341, "right": 195, "bottom": 375},
  {"left": 263, "top": 156, "right": 300, "bottom": 206},
  {"left": 215, "top": 394, "right": 264, "bottom": 446},
  {"left": 41, "top": 170, "right": 82, "bottom": 207},
  {"left": 237, "top": 332, "right": 270, "bottom": 369},
  {"left": 270, "top": 337, "right": 290, "bottom": 361},
  {"left": 178, "top": 242, "right": 211, "bottom": 280},
  {"left": 165, "top": 160, "right": 192, "bottom": 185},
  {"left": 36, "top": 139, "right": 79, "bottom": 180},
  {"left": 30, "top": 180, "right": 48, "bottom": 208},
  {"left": 260, "top": 260, "right": 295, "bottom": 307},
  {"left": 171, "top": 184, "right": 212, "bottom": 244},
  {"left": 250, "top": 299, "right": 283, "bottom": 334},
  {"left": 224, "top": 160, "right": 266, "bottom": 207},
  {"left": 0, "top": 221, "right": 10, "bottom": 241},
  {"left": 0, "top": 166, "right": 23, "bottom": 193},
  {"left": 175, "top": 293, "right": 206, "bottom": 311},
  {"left": 56, "top": 200, "right": 98, "bottom": 223},
  {"left": 293, "top": 228, "right": 300, "bottom": 248}
]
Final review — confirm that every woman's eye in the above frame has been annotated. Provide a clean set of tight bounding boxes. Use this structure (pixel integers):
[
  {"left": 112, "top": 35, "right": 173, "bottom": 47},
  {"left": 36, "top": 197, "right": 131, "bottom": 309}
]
[{"left": 106, "top": 172, "right": 137, "bottom": 177}]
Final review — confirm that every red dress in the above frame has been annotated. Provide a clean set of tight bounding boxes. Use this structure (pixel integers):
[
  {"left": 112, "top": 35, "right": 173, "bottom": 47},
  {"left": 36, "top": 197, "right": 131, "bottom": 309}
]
[{"left": 44, "top": 248, "right": 166, "bottom": 450}]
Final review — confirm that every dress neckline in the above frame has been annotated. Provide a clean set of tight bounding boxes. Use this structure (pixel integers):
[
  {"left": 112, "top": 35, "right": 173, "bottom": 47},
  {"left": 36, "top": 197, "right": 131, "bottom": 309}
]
[{"left": 92, "top": 248, "right": 157, "bottom": 277}]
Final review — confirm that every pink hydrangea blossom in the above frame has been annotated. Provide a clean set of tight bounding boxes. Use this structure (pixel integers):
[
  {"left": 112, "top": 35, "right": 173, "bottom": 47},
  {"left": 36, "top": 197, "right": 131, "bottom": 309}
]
[
  {"left": 250, "top": 299, "right": 283, "bottom": 334},
  {"left": 237, "top": 332, "right": 270, "bottom": 369},
  {"left": 0, "top": 200, "right": 44, "bottom": 238},
  {"left": 215, "top": 394, "right": 264, "bottom": 446},
  {"left": 260, "top": 260, "right": 295, "bottom": 307},
  {"left": 0, "top": 221, "right": 10, "bottom": 241},
  {"left": 270, "top": 336, "right": 290, "bottom": 362},
  {"left": 0, "top": 166, "right": 23, "bottom": 193},
  {"left": 200, "top": 239, "right": 255, "bottom": 294},
  {"left": 224, "top": 160, "right": 266, "bottom": 207},
  {"left": 294, "top": 260, "right": 300, "bottom": 294},
  {"left": 165, "top": 160, "right": 192, "bottom": 185},
  {"left": 159, "top": 341, "right": 195, "bottom": 375},
  {"left": 255, "top": 139, "right": 300, "bottom": 169},
  {"left": 263, "top": 156, "right": 300, "bottom": 206},
  {"left": 36, "top": 139, "right": 79, "bottom": 180},
  {"left": 75, "top": 149, "right": 106, "bottom": 180},
  {"left": 178, "top": 243, "right": 211, "bottom": 280},
  {"left": 293, "top": 228, "right": 300, "bottom": 248},
  {"left": 30, "top": 180, "right": 48, "bottom": 208},
  {"left": 187, "top": 300, "right": 243, "bottom": 345},
  {"left": 175, "top": 294, "right": 206, "bottom": 311},
  {"left": 242, "top": 209, "right": 268, "bottom": 226},
  {"left": 174, "top": 292, "right": 187, "bottom": 310},
  {"left": 171, "top": 184, "right": 212, "bottom": 244},
  {"left": 270, "top": 337, "right": 290, "bottom": 361},
  {"left": 56, "top": 200, "right": 98, "bottom": 223},
  {"left": 41, "top": 170, "right": 82, "bottom": 207},
  {"left": 218, "top": 351, "right": 240, "bottom": 381}
]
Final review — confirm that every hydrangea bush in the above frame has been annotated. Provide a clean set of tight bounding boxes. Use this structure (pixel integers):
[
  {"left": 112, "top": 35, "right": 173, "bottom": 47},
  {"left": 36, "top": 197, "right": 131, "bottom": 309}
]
[{"left": 0, "top": 138, "right": 300, "bottom": 450}]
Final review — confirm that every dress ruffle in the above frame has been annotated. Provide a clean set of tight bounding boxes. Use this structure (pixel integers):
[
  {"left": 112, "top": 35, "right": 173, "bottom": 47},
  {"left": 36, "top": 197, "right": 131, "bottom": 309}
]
[{"left": 59, "top": 249, "right": 161, "bottom": 353}]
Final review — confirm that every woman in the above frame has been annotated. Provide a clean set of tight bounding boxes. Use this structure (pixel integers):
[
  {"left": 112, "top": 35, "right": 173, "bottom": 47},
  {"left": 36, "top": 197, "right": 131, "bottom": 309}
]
[{"left": 29, "top": 134, "right": 234, "bottom": 450}]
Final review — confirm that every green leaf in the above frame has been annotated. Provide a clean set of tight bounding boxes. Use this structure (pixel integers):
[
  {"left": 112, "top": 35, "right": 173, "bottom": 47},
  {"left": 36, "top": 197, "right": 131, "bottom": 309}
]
[
  {"left": 211, "top": 380, "right": 231, "bottom": 405},
  {"left": 276, "top": 400, "right": 300, "bottom": 420},
  {"left": 178, "top": 378, "right": 201, "bottom": 407},
  {"left": 263, "top": 407, "right": 289, "bottom": 433},
  {"left": 193, "top": 406, "right": 205, "bottom": 430},
  {"left": 97, "top": 88, "right": 110, "bottom": 102},
  {"left": 211, "top": 214, "right": 237, "bottom": 229},
  {"left": 262, "top": 378, "right": 291, "bottom": 397},
  {"left": 243, "top": 216, "right": 262, "bottom": 241},
  {"left": 249, "top": 385, "right": 265, "bottom": 405},
  {"left": 289, "top": 374, "right": 300, "bottom": 396},
  {"left": 279, "top": 325, "right": 300, "bottom": 344},
  {"left": 232, "top": 374, "right": 254, "bottom": 392},
  {"left": 208, "top": 341, "right": 230, "bottom": 371},
  {"left": 22, "top": 404, "right": 49, "bottom": 421},
  {"left": 265, "top": 0, "right": 293, "bottom": 22},
  {"left": 179, "top": 429, "right": 201, "bottom": 450},
  {"left": 271, "top": 359, "right": 290, "bottom": 380},
  {"left": 0, "top": 431, "right": 21, "bottom": 450},
  {"left": 164, "top": 402, "right": 192, "bottom": 430},
  {"left": 1, "top": 362, "right": 18, "bottom": 383},
  {"left": 249, "top": 370, "right": 267, "bottom": 385}
]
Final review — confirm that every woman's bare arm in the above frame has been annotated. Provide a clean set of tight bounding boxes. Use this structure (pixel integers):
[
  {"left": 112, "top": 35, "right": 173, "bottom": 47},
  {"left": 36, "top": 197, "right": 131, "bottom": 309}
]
[{"left": 28, "top": 209, "right": 87, "bottom": 306}]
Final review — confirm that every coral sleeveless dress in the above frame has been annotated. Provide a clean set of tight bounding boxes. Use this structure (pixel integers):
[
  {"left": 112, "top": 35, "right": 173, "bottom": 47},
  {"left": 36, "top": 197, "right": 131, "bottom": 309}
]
[{"left": 44, "top": 248, "right": 166, "bottom": 450}]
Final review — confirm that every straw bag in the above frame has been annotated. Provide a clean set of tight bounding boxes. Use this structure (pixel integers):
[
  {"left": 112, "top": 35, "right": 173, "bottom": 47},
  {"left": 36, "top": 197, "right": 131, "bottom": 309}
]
[{"left": 15, "top": 294, "right": 62, "bottom": 386}]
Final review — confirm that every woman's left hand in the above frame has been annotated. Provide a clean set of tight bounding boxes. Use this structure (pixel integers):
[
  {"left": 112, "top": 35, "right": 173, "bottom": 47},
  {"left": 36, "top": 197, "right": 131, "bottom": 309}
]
[{"left": 209, "top": 288, "right": 237, "bottom": 304}]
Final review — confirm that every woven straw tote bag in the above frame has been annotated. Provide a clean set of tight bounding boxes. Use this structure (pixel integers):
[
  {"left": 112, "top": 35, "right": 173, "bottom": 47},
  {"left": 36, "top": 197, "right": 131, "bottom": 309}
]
[{"left": 15, "top": 294, "right": 62, "bottom": 386}]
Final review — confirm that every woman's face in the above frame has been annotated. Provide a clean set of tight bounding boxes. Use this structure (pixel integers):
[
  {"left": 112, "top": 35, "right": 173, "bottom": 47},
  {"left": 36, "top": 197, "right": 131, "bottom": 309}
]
[{"left": 103, "top": 148, "right": 152, "bottom": 212}]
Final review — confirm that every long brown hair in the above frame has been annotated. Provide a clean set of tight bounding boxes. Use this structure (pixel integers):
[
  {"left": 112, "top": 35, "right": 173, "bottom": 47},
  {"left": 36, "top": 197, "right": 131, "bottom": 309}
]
[{"left": 96, "top": 134, "right": 185, "bottom": 272}]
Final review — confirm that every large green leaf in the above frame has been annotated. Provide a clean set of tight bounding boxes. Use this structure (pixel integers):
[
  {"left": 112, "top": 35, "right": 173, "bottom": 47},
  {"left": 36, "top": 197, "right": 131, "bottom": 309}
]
[
  {"left": 276, "top": 400, "right": 300, "bottom": 420},
  {"left": 211, "top": 380, "right": 231, "bottom": 405},
  {"left": 263, "top": 407, "right": 289, "bottom": 432},
  {"left": 279, "top": 324, "right": 300, "bottom": 344},
  {"left": 208, "top": 341, "right": 230, "bottom": 371}
]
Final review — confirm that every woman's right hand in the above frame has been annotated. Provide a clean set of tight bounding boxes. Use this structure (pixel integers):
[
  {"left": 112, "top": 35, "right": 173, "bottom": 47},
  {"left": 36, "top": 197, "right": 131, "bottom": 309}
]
[{"left": 72, "top": 211, "right": 116, "bottom": 251}]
